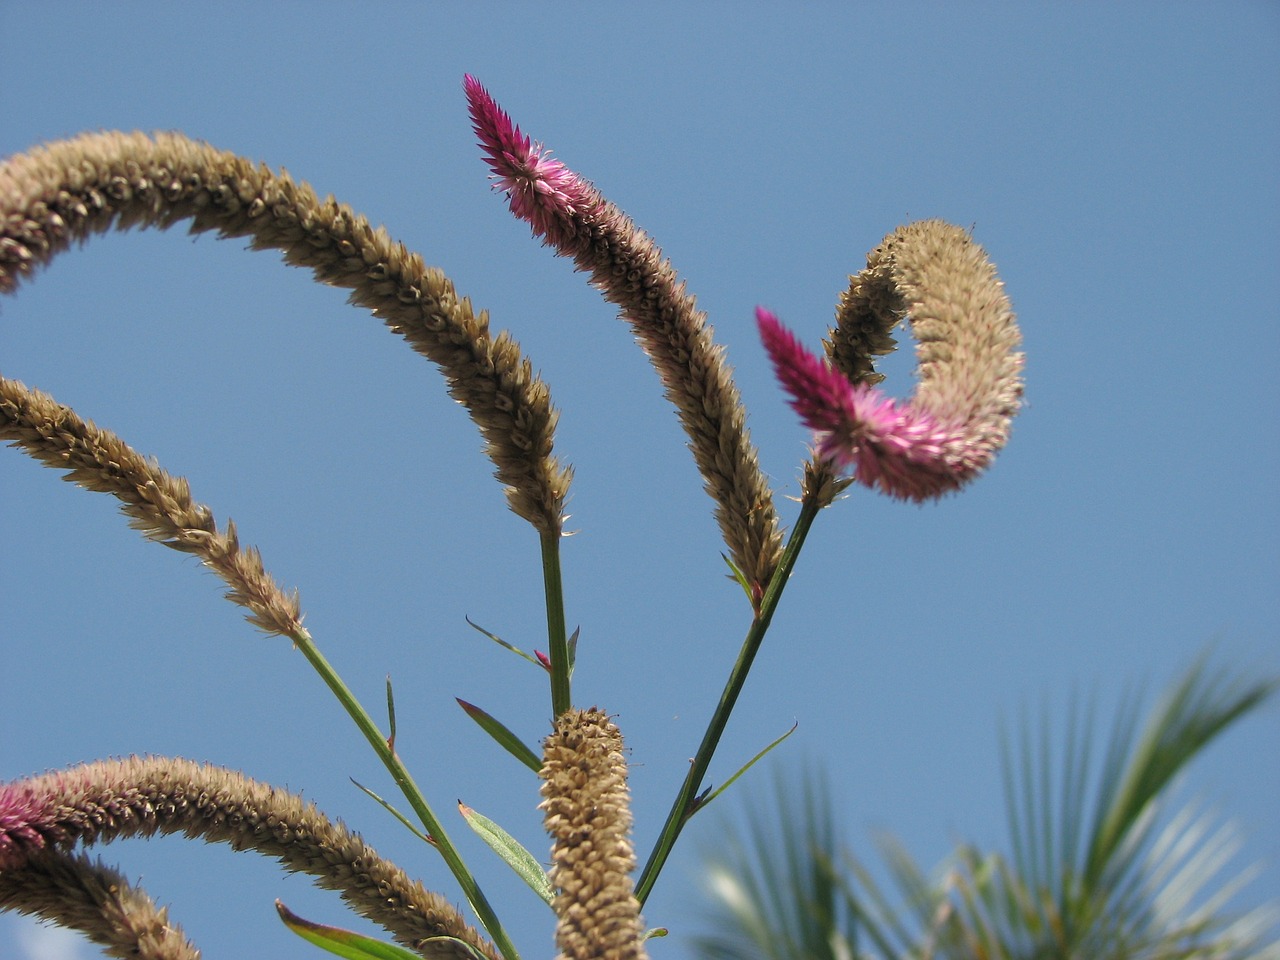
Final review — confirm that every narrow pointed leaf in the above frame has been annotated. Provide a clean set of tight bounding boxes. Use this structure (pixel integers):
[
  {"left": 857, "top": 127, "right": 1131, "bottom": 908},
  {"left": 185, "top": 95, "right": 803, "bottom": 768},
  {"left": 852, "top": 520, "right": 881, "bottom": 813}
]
[
  {"left": 465, "top": 615, "right": 543, "bottom": 667},
  {"left": 455, "top": 699, "right": 541, "bottom": 773},
  {"left": 276, "top": 900, "right": 425, "bottom": 960},
  {"left": 420, "top": 938, "right": 495, "bottom": 960},
  {"left": 459, "top": 801, "right": 554, "bottom": 906},
  {"left": 566, "top": 625, "right": 580, "bottom": 676},
  {"left": 693, "top": 722, "right": 798, "bottom": 813},
  {"left": 385, "top": 675, "right": 397, "bottom": 754},
  {"left": 721, "top": 552, "right": 753, "bottom": 604},
  {"left": 350, "top": 778, "right": 432, "bottom": 844}
]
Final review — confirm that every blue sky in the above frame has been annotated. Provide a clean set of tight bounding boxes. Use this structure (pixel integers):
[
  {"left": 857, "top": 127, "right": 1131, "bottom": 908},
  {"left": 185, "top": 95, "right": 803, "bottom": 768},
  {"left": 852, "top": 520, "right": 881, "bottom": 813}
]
[{"left": 2, "top": 3, "right": 1277, "bottom": 958}]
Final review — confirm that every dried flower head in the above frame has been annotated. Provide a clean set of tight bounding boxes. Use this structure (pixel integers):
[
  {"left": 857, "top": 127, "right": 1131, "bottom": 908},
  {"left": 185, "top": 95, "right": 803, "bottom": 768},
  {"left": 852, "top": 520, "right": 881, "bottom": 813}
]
[
  {"left": 0, "top": 375, "right": 304, "bottom": 637},
  {"left": 0, "top": 851, "right": 201, "bottom": 960},
  {"left": 0, "top": 129, "right": 569, "bottom": 534},
  {"left": 540, "top": 709, "right": 648, "bottom": 960},
  {"left": 0, "top": 756, "right": 498, "bottom": 959}
]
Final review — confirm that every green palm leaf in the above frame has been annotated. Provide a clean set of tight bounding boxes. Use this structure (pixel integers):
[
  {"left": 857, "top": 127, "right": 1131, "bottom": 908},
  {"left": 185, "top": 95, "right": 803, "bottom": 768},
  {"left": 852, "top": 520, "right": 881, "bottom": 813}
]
[
  {"left": 694, "top": 656, "right": 1278, "bottom": 960},
  {"left": 693, "top": 765, "right": 864, "bottom": 960}
]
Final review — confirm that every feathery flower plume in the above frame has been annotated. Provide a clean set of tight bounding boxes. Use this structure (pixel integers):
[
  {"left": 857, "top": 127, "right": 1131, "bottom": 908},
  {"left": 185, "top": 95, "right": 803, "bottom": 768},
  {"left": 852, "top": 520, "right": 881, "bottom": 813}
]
[
  {"left": 0, "top": 756, "right": 499, "bottom": 960},
  {"left": 540, "top": 709, "right": 648, "bottom": 960},
  {"left": 0, "top": 851, "right": 200, "bottom": 960},
  {"left": 759, "top": 220, "right": 1023, "bottom": 502},
  {"left": 465, "top": 75, "right": 783, "bottom": 592},
  {"left": 0, "top": 130, "right": 569, "bottom": 534},
  {"left": 0, "top": 375, "right": 303, "bottom": 638}
]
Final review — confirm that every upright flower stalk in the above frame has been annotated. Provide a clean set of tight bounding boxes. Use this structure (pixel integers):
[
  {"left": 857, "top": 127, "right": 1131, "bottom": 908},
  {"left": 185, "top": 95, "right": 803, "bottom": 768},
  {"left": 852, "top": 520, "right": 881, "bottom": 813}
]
[
  {"left": 761, "top": 220, "right": 1024, "bottom": 501},
  {"left": 465, "top": 76, "right": 783, "bottom": 595}
]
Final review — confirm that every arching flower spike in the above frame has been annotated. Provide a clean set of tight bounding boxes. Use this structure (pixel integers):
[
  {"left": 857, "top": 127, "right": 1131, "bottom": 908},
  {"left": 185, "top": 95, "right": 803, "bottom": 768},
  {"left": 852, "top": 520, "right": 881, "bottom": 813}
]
[
  {"left": 757, "top": 220, "right": 1025, "bottom": 503},
  {"left": 759, "top": 307, "right": 970, "bottom": 501},
  {"left": 465, "top": 74, "right": 784, "bottom": 591}
]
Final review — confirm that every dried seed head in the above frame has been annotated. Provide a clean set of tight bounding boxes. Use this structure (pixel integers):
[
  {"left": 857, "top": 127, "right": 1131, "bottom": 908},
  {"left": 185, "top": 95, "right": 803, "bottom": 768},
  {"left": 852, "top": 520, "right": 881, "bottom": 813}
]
[
  {"left": 0, "top": 376, "right": 305, "bottom": 638},
  {"left": 827, "top": 252, "right": 904, "bottom": 389},
  {"left": 0, "top": 130, "right": 569, "bottom": 534},
  {"left": 0, "top": 851, "right": 202, "bottom": 960},
  {"left": 540, "top": 709, "right": 648, "bottom": 960},
  {"left": 0, "top": 756, "right": 498, "bottom": 960}
]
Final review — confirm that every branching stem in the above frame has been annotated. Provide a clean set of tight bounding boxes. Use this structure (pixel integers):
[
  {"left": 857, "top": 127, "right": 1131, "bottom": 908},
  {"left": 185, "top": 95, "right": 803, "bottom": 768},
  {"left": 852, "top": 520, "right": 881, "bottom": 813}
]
[
  {"left": 634, "top": 496, "right": 823, "bottom": 904},
  {"left": 290, "top": 630, "right": 521, "bottom": 960}
]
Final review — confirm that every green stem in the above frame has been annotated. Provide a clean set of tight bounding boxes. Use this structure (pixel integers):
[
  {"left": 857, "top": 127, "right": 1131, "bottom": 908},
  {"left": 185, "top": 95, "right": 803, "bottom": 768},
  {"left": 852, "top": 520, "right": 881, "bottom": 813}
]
[
  {"left": 541, "top": 529, "right": 571, "bottom": 717},
  {"left": 633, "top": 497, "right": 822, "bottom": 905},
  {"left": 291, "top": 630, "right": 521, "bottom": 960}
]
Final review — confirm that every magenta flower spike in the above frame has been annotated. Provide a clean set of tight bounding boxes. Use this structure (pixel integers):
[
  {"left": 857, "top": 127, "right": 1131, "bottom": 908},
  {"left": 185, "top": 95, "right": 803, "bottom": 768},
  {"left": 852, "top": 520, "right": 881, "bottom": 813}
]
[
  {"left": 0, "top": 782, "right": 53, "bottom": 869},
  {"left": 758, "top": 308, "right": 973, "bottom": 502},
  {"left": 464, "top": 74, "right": 597, "bottom": 244},
  {"left": 464, "top": 74, "right": 785, "bottom": 592},
  {"left": 756, "top": 219, "right": 1024, "bottom": 503}
]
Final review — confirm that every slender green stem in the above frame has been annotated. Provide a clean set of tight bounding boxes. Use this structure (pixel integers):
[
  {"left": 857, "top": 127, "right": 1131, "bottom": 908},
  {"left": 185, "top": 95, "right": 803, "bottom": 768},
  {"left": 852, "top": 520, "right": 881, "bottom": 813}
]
[
  {"left": 541, "top": 529, "right": 571, "bottom": 717},
  {"left": 634, "top": 497, "right": 823, "bottom": 905},
  {"left": 291, "top": 630, "right": 521, "bottom": 960}
]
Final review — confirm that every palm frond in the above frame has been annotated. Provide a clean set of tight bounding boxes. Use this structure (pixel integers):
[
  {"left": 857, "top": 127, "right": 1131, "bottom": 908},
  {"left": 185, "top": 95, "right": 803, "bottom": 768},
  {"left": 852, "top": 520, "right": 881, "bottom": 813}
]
[
  {"left": 1086, "top": 657, "right": 1276, "bottom": 891},
  {"left": 693, "top": 655, "right": 1278, "bottom": 960},
  {"left": 949, "top": 655, "right": 1276, "bottom": 959},
  {"left": 692, "top": 764, "right": 866, "bottom": 960}
]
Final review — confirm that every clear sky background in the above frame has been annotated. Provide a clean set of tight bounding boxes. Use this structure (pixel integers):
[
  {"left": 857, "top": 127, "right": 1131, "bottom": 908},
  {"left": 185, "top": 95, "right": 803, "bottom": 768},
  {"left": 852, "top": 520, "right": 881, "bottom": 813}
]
[{"left": 2, "top": 4, "right": 1277, "bottom": 958}]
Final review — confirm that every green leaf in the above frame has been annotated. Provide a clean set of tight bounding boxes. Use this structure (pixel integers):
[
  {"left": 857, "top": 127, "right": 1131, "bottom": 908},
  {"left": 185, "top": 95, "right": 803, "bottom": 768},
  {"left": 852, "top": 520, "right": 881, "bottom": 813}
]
[
  {"left": 385, "top": 675, "right": 397, "bottom": 754},
  {"left": 692, "top": 721, "right": 797, "bottom": 814},
  {"left": 459, "top": 801, "right": 555, "bottom": 906},
  {"left": 465, "top": 615, "right": 543, "bottom": 668},
  {"left": 275, "top": 900, "right": 425, "bottom": 960},
  {"left": 720, "top": 552, "right": 753, "bottom": 604},
  {"left": 420, "top": 938, "right": 496, "bottom": 960},
  {"left": 566, "top": 625, "right": 580, "bottom": 676},
  {"left": 350, "top": 778, "right": 432, "bottom": 844},
  {"left": 456, "top": 699, "right": 542, "bottom": 774}
]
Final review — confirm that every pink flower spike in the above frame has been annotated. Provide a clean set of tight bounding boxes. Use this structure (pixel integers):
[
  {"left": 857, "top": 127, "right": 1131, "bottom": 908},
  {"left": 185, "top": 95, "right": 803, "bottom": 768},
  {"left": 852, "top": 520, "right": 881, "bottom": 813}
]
[
  {"left": 756, "top": 307, "right": 972, "bottom": 502},
  {"left": 463, "top": 75, "right": 592, "bottom": 240},
  {"left": 0, "top": 781, "right": 60, "bottom": 868},
  {"left": 756, "top": 307, "right": 859, "bottom": 437}
]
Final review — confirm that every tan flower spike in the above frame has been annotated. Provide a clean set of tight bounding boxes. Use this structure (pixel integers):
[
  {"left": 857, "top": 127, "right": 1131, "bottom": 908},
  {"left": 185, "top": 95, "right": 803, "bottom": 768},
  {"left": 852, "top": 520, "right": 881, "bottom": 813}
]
[
  {"left": 540, "top": 709, "right": 648, "bottom": 960},
  {"left": 0, "top": 130, "right": 569, "bottom": 534}
]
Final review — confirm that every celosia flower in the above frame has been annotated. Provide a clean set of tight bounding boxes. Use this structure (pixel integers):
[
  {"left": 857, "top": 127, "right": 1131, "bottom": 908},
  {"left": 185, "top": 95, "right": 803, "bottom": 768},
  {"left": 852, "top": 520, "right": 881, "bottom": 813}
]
[
  {"left": 540, "top": 709, "right": 647, "bottom": 960},
  {"left": 0, "top": 129, "right": 569, "bottom": 536},
  {"left": 0, "top": 758, "right": 499, "bottom": 959},
  {"left": 465, "top": 74, "right": 785, "bottom": 593},
  {"left": 758, "top": 220, "right": 1024, "bottom": 503},
  {"left": 0, "top": 783, "right": 53, "bottom": 869},
  {"left": 759, "top": 307, "right": 972, "bottom": 501},
  {"left": 464, "top": 74, "right": 597, "bottom": 242}
]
